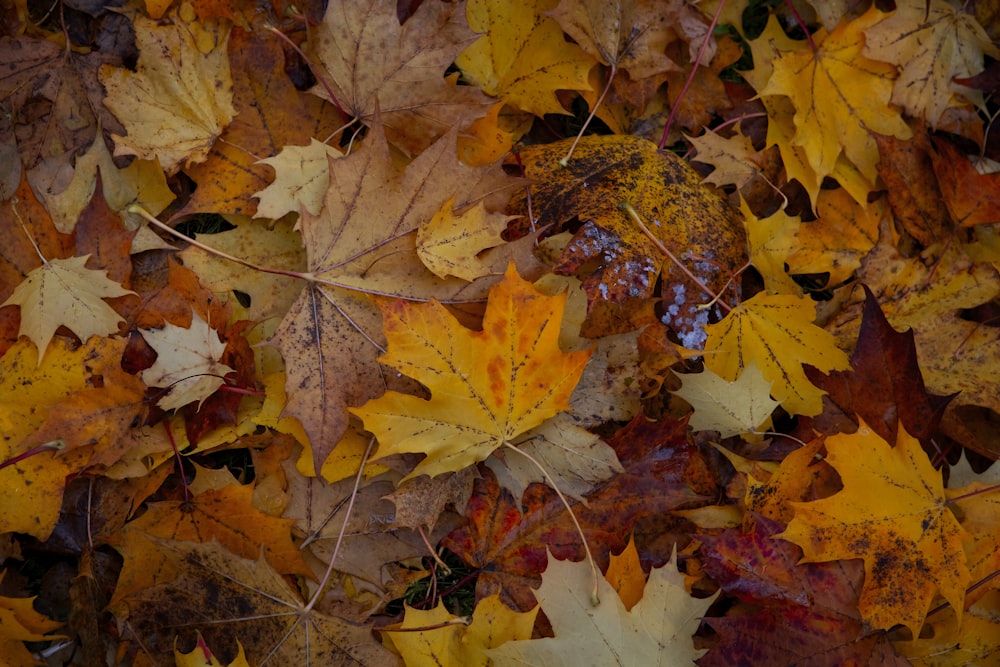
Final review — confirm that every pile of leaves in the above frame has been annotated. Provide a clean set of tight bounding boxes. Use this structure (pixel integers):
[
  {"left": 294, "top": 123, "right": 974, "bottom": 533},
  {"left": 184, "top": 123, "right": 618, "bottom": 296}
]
[{"left": 2, "top": 0, "right": 1000, "bottom": 664}]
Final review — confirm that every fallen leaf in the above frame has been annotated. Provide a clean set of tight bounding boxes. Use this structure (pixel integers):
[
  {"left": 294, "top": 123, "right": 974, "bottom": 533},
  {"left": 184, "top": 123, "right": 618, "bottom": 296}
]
[
  {"left": 702, "top": 292, "right": 851, "bottom": 416},
  {"left": 777, "top": 423, "right": 970, "bottom": 636},
  {"left": 864, "top": 0, "right": 999, "bottom": 128},
  {"left": 99, "top": 12, "right": 235, "bottom": 174},
  {"left": 351, "top": 263, "right": 591, "bottom": 480},
  {"left": 808, "top": 285, "right": 953, "bottom": 449},
  {"left": 457, "top": 0, "right": 596, "bottom": 117},
  {"left": 119, "top": 539, "right": 399, "bottom": 666},
  {"left": 253, "top": 139, "right": 343, "bottom": 220},
  {"left": 672, "top": 362, "right": 781, "bottom": 438},
  {"left": 310, "top": 0, "right": 492, "bottom": 154},
  {"left": 932, "top": 136, "right": 1000, "bottom": 227},
  {"left": 487, "top": 548, "right": 717, "bottom": 665},
  {"left": 604, "top": 538, "right": 646, "bottom": 611},
  {"left": 738, "top": 196, "right": 802, "bottom": 296},
  {"left": 174, "top": 633, "right": 250, "bottom": 667},
  {"left": 689, "top": 128, "right": 761, "bottom": 191},
  {"left": 510, "top": 134, "right": 747, "bottom": 346},
  {"left": 417, "top": 198, "right": 512, "bottom": 281},
  {"left": 759, "top": 8, "right": 912, "bottom": 185},
  {"left": 1, "top": 255, "right": 133, "bottom": 362},
  {"left": 140, "top": 310, "right": 235, "bottom": 411},
  {"left": 382, "top": 594, "right": 537, "bottom": 667}
]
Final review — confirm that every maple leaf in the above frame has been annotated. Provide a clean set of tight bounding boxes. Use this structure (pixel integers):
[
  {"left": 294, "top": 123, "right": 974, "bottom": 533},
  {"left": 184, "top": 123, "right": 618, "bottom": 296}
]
[
  {"left": 253, "top": 139, "right": 343, "bottom": 220},
  {"left": 271, "top": 122, "right": 519, "bottom": 470},
  {"left": 309, "top": 0, "right": 491, "bottom": 154},
  {"left": 0, "top": 35, "right": 122, "bottom": 175},
  {"left": 738, "top": 196, "right": 802, "bottom": 296},
  {"left": 672, "top": 362, "right": 781, "bottom": 438},
  {"left": 140, "top": 311, "right": 235, "bottom": 411},
  {"left": 351, "top": 264, "right": 591, "bottom": 480},
  {"left": 119, "top": 539, "right": 399, "bottom": 666},
  {"left": 382, "top": 594, "right": 537, "bottom": 667},
  {"left": 808, "top": 285, "right": 953, "bottom": 450},
  {"left": 1, "top": 254, "right": 133, "bottom": 362},
  {"left": 99, "top": 12, "right": 235, "bottom": 174},
  {"left": 785, "top": 187, "right": 883, "bottom": 288},
  {"left": 874, "top": 129, "right": 952, "bottom": 247},
  {"left": 699, "top": 515, "right": 910, "bottom": 666},
  {"left": 702, "top": 292, "right": 851, "bottom": 416},
  {"left": 0, "top": 571, "right": 65, "bottom": 667},
  {"left": 509, "top": 134, "right": 747, "bottom": 345},
  {"left": 777, "top": 423, "right": 970, "bottom": 636},
  {"left": 457, "top": 0, "right": 596, "bottom": 117},
  {"left": 759, "top": 7, "right": 912, "bottom": 185},
  {"left": 488, "top": 548, "right": 718, "bottom": 665},
  {"left": 416, "top": 198, "right": 512, "bottom": 281},
  {"left": 863, "top": 0, "right": 999, "bottom": 128},
  {"left": 547, "top": 0, "right": 678, "bottom": 81},
  {"left": 689, "top": 128, "right": 761, "bottom": 191}
]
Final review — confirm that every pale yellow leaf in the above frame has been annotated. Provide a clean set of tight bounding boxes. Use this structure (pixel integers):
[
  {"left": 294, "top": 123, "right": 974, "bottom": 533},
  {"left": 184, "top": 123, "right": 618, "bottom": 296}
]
[
  {"left": 254, "top": 139, "right": 343, "bottom": 220},
  {"left": 1, "top": 255, "right": 133, "bottom": 363},
  {"left": 140, "top": 311, "right": 234, "bottom": 411},
  {"left": 672, "top": 362, "right": 780, "bottom": 438}
]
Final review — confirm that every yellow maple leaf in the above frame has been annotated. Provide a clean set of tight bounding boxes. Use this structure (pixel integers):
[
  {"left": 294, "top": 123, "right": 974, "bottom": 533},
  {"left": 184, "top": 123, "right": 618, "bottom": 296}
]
[
  {"left": 702, "top": 292, "right": 850, "bottom": 416},
  {"left": 688, "top": 128, "right": 760, "bottom": 191},
  {"left": 738, "top": 196, "right": 802, "bottom": 296},
  {"left": 99, "top": 12, "right": 235, "bottom": 174},
  {"left": 174, "top": 633, "right": 249, "bottom": 667},
  {"left": 457, "top": 0, "right": 596, "bottom": 117},
  {"left": 785, "top": 187, "right": 884, "bottom": 287},
  {"left": 382, "top": 594, "right": 537, "bottom": 667},
  {"left": 417, "top": 197, "right": 512, "bottom": 281},
  {"left": 759, "top": 8, "right": 911, "bottom": 185},
  {"left": 864, "top": 0, "right": 999, "bottom": 128},
  {"left": 350, "top": 264, "right": 591, "bottom": 480},
  {"left": 0, "top": 571, "right": 65, "bottom": 667},
  {"left": 777, "top": 423, "right": 970, "bottom": 636},
  {"left": 1, "top": 254, "right": 133, "bottom": 364}
]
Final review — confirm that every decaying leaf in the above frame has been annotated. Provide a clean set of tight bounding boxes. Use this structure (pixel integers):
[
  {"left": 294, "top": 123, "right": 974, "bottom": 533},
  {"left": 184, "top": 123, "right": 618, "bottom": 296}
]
[
  {"left": 778, "top": 423, "right": 970, "bottom": 636},
  {"left": 1, "top": 255, "right": 133, "bottom": 362}
]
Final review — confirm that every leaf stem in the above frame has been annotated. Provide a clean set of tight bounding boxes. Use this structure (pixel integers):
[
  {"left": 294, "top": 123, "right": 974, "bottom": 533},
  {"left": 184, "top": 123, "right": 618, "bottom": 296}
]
[
  {"left": 658, "top": 0, "right": 725, "bottom": 149},
  {"left": 561, "top": 65, "right": 616, "bottom": 167},
  {"left": 304, "top": 435, "right": 377, "bottom": 614},
  {"left": 619, "top": 201, "right": 731, "bottom": 313},
  {"left": 501, "top": 441, "right": 601, "bottom": 606},
  {"left": 128, "top": 205, "right": 313, "bottom": 282}
]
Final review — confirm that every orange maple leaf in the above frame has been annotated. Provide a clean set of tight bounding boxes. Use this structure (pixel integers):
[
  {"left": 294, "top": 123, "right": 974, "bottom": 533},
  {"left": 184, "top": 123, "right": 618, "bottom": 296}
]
[
  {"left": 351, "top": 264, "right": 591, "bottom": 480},
  {"left": 778, "top": 423, "right": 970, "bottom": 636}
]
